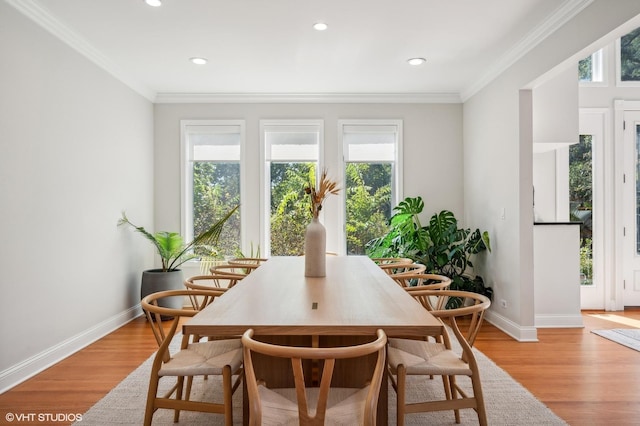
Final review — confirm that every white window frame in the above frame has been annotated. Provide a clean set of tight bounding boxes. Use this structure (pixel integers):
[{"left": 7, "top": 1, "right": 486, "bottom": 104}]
[
  {"left": 180, "top": 119, "right": 247, "bottom": 254},
  {"left": 260, "top": 119, "right": 324, "bottom": 256},
  {"left": 338, "top": 119, "right": 403, "bottom": 254}
]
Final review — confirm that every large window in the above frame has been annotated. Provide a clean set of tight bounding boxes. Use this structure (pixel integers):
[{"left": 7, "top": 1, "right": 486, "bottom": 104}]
[
  {"left": 340, "top": 121, "right": 402, "bottom": 255},
  {"left": 181, "top": 120, "right": 244, "bottom": 258},
  {"left": 261, "top": 120, "right": 322, "bottom": 256}
]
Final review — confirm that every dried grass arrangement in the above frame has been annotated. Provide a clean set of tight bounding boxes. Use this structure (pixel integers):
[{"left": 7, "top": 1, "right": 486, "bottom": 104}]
[{"left": 304, "top": 168, "right": 340, "bottom": 219}]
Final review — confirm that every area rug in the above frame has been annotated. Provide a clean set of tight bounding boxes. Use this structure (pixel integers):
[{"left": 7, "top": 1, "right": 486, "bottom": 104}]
[
  {"left": 591, "top": 328, "right": 640, "bottom": 352},
  {"left": 76, "top": 337, "right": 567, "bottom": 425}
]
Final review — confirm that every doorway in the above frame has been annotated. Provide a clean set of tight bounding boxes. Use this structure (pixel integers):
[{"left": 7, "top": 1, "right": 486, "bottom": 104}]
[
  {"left": 578, "top": 109, "right": 607, "bottom": 309},
  {"left": 622, "top": 110, "right": 640, "bottom": 307}
]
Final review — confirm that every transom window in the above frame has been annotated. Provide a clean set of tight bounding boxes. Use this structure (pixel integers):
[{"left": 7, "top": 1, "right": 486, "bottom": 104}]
[{"left": 619, "top": 26, "right": 640, "bottom": 83}]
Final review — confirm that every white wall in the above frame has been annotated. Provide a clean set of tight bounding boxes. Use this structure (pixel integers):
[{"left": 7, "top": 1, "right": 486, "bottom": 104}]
[
  {"left": 533, "top": 149, "right": 556, "bottom": 222},
  {"left": 464, "top": 0, "right": 640, "bottom": 341},
  {"left": 0, "top": 2, "right": 155, "bottom": 391},
  {"left": 533, "top": 65, "right": 579, "bottom": 145},
  {"left": 154, "top": 103, "right": 463, "bottom": 253}
]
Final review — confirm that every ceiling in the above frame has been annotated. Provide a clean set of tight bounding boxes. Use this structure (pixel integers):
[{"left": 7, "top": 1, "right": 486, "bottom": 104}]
[{"left": 9, "top": 0, "right": 588, "bottom": 102}]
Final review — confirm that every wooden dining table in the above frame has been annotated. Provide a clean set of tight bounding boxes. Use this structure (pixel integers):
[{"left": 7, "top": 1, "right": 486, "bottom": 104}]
[{"left": 183, "top": 255, "right": 443, "bottom": 425}]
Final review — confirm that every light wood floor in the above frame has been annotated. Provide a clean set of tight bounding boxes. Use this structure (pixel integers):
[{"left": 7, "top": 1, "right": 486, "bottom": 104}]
[{"left": 1, "top": 310, "right": 639, "bottom": 425}]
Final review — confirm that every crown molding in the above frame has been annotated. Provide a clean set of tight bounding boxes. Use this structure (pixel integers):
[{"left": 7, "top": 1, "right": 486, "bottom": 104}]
[
  {"left": 460, "top": 0, "right": 594, "bottom": 102},
  {"left": 154, "top": 92, "right": 462, "bottom": 104},
  {"left": 6, "top": 0, "right": 156, "bottom": 102}
]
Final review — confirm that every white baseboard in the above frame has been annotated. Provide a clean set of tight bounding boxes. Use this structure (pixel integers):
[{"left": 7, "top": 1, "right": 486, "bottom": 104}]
[
  {"left": 0, "top": 305, "right": 143, "bottom": 394},
  {"left": 485, "top": 310, "right": 539, "bottom": 342},
  {"left": 535, "top": 314, "right": 584, "bottom": 328}
]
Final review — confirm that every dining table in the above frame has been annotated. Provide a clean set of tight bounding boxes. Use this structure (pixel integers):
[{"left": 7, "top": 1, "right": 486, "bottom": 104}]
[{"left": 182, "top": 255, "right": 444, "bottom": 425}]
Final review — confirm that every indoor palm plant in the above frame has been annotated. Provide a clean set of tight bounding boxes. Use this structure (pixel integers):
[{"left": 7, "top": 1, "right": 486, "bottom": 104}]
[{"left": 118, "top": 205, "right": 238, "bottom": 306}]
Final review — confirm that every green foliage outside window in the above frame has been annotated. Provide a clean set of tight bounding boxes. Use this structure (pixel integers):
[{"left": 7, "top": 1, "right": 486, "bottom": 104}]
[
  {"left": 570, "top": 135, "right": 593, "bottom": 285},
  {"left": 621, "top": 26, "right": 640, "bottom": 81},
  {"left": 270, "top": 162, "right": 314, "bottom": 256},
  {"left": 578, "top": 55, "right": 592, "bottom": 81},
  {"left": 192, "top": 160, "right": 394, "bottom": 257},
  {"left": 345, "top": 163, "right": 392, "bottom": 255},
  {"left": 193, "top": 162, "right": 241, "bottom": 258}
]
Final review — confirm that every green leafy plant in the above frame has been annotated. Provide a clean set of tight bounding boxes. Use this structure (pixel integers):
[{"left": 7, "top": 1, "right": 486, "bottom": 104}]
[
  {"left": 118, "top": 205, "right": 238, "bottom": 272},
  {"left": 366, "top": 196, "right": 493, "bottom": 301}
]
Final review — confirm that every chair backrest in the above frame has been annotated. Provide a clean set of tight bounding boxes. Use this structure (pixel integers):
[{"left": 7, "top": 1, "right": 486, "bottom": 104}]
[
  {"left": 141, "top": 289, "right": 226, "bottom": 360},
  {"left": 384, "top": 262, "right": 426, "bottom": 278},
  {"left": 242, "top": 329, "right": 387, "bottom": 426},
  {"left": 407, "top": 289, "right": 491, "bottom": 354},
  {"left": 185, "top": 274, "right": 236, "bottom": 290},
  {"left": 210, "top": 263, "right": 260, "bottom": 278},
  {"left": 184, "top": 274, "right": 231, "bottom": 291},
  {"left": 392, "top": 272, "right": 451, "bottom": 289},
  {"left": 371, "top": 257, "right": 413, "bottom": 265},
  {"left": 227, "top": 257, "right": 268, "bottom": 268}
]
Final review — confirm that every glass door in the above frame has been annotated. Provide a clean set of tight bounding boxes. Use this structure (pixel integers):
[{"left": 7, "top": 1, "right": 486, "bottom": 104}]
[{"left": 622, "top": 111, "right": 640, "bottom": 307}]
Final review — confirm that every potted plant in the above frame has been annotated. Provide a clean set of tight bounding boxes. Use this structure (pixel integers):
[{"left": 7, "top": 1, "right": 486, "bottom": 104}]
[
  {"left": 366, "top": 196, "right": 493, "bottom": 306},
  {"left": 118, "top": 205, "right": 238, "bottom": 307}
]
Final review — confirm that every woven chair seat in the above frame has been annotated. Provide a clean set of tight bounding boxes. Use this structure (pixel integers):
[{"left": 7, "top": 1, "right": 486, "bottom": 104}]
[
  {"left": 159, "top": 339, "right": 243, "bottom": 377},
  {"left": 388, "top": 338, "right": 472, "bottom": 376}
]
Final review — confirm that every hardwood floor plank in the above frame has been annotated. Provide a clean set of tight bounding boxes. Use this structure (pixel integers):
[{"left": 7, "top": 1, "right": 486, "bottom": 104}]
[
  {"left": 475, "top": 310, "right": 640, "bottom": 425},
  {"left": 1, "top": 311, "right": 640, "bottom": 425}
]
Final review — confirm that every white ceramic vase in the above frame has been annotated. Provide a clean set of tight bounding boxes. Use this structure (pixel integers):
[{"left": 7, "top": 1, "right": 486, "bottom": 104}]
[{"left": 304, "top": 217, "right": 326, "bottom": 277}]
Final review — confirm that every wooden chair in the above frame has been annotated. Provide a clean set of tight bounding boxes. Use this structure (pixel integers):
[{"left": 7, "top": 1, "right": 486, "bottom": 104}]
[
  {"left": 141, "top": 289, "right": 243, "bottom": 426},
  {"left": 227, "top": 257, "right": 268, "bottom": 272},
  {"left": 210, "top": 263, "right": 260, "bottom": 279},
  {"left": 392, "top": 272, "right": 451, "bottom": 289},
  {"left": 383, "top": 262, "right": 426, "bottom": 277},
  {"left": 241, "top": 329, "right": 387, "bottom": 426},
  {"left": 371, "top": 257, "right": 413, "bottom": 266},
  {"left": 185, "top": 274, "right": 236, "bottom": 291},
  {"left": 387, "top": 289, "right": 491, "bottom": 426}
]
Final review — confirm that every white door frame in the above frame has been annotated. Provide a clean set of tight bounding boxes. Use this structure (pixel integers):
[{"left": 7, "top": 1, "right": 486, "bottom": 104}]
[
  {"left": 614, "top": 100, "right": 640, "bottom": 310},
  {"left": 579, "top": 109, "right": 608, "bottom": 310}
]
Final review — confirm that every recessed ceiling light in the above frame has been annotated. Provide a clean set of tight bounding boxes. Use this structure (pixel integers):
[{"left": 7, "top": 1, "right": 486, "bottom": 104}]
[
  {"left": 145, "top": 0, "right": 162, "bottom": 7},
  {"left": 313, "top": 22, "right": 328, "bottom": 31},
  {"left": 407, "top": 57, "right": 426, "bottom": 66},
  {"left": 190, "top": 57, "right": 208, "bottom": 65}
]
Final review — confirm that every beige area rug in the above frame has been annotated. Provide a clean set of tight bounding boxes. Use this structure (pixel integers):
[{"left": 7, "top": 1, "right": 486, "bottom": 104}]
[
  {"left": 76, "top": 337, "right": 567, "bottom": 426},
  {"left": 591, "top": 328, "right": 640, "bottom": 352}
]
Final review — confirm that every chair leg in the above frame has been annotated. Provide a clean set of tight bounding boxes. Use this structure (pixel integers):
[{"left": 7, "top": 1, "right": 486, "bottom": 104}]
[
  {"left": 144, "top": 372, "right": 160, "bottom": 426},
  {"left": 185, "top": 376, "right": 194, "bottom": 401},
  {"left": 471, "top": 373, "right": 488, "bottom": 426},
  {"left": 174, "top": 376, "right": 185, "bottom": 423},
  {"left": 441, "top": 374, "right": 453, "bottom": 401},
  {"left": 396, "top": 365, "right": 406, "bottom": 426},
  {"left": 449, "top": 376, "right": 461, "bottom": 424},
  {"left": 223, "top": 366, "right": 233, "bottom": 426}
]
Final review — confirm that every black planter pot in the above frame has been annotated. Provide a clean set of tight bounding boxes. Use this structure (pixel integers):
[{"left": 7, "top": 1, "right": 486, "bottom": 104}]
[{"left": 141, "top": 269, "right": 184, "bottom": 320}]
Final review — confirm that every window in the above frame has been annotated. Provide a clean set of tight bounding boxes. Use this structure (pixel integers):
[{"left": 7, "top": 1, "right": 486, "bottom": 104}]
[
  {"left": 261, "top": 120, "right": 323, "bottom": 256},
  {"left": 617, "top": 26, "right": 640, "bottom": 86},
  {"left": 340, "top": 120, "right": 403, "bottom": 255},
  {"left": 570, "top": 135, "right": 593, "bottom": 285},
  {"left": 181, "top": 120, "right": 244, "bottom": 258},
  {"left": 578, "top": 48, "right": 605, "bottom": 85}
]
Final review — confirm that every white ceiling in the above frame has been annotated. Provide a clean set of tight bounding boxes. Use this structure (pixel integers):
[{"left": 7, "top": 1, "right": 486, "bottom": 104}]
[{"left": 8, "top": 0, "right": 589, "bottom": 102}]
